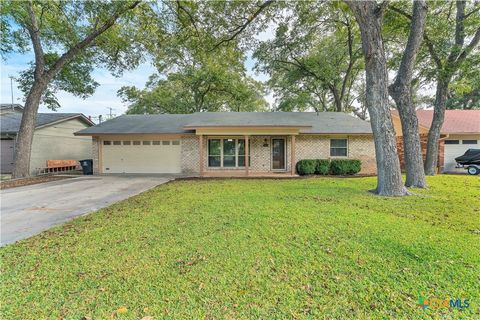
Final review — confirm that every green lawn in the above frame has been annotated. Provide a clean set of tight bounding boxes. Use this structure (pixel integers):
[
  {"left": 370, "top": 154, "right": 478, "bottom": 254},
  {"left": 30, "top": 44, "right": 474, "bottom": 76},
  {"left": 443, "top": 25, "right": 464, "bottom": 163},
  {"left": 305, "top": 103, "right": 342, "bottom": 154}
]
[{"left": 1, "top": 176, "right": 479, "bottom": 319}]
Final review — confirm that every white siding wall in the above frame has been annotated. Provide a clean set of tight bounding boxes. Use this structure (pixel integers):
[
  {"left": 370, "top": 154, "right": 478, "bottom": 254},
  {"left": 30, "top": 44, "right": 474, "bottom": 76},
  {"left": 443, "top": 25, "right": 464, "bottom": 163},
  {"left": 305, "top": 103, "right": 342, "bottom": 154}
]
[
  {"left": 443, "top": 134, "right": 480, "bottom": 173},
  {"left": 30, "top": 118, "right": 92, "bottom": 174}
]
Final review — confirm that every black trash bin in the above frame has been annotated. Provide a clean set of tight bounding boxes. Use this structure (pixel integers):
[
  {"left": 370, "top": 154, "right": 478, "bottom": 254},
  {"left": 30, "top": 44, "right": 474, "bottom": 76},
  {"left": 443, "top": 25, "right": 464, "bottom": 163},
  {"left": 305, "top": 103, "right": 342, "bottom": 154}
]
[{"left": 79, "top": 159, "right": 93, "bottom": 175}]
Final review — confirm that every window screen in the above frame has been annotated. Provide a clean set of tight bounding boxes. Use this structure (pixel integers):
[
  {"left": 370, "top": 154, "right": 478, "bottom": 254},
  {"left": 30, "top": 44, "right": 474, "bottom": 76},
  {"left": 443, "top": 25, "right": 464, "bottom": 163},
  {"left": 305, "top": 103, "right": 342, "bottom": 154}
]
[{"left": 330, "top": 139, "right": 347, "bottom": 157}]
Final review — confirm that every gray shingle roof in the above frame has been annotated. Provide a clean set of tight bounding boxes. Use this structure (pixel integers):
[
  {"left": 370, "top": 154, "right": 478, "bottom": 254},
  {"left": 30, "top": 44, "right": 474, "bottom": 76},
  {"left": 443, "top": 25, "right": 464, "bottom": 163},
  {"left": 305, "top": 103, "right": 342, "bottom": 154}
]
[
  {"left": 76, "top": 112, "right": 372, "bottom": 135},
  {"left": 1, "top": 113, "right": 92, "bottom": 134},
  {"left": 0, "top": 103, "right": 24, "bottom": 110}
]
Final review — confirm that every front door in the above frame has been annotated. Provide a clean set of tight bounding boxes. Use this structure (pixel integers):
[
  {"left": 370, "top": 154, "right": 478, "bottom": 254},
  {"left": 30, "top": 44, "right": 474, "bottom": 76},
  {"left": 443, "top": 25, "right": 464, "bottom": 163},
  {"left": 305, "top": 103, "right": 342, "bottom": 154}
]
[{"left": 272, "top": 138, "right": 286, "bottom": 170}]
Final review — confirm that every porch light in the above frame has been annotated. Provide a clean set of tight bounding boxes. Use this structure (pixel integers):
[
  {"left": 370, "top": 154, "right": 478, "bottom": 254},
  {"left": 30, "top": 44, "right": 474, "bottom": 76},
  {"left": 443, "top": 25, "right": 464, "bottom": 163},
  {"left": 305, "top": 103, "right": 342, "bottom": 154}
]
[{"left": 263, "top": 139, "right": 269, "bottom": 147}]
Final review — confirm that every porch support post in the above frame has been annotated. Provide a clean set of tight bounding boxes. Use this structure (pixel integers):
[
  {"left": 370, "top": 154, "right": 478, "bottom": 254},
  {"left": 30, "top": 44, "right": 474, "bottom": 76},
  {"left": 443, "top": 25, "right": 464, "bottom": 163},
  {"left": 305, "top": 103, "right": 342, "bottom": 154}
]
[
  {"left": 199, "top": 135, "right": 204, "bottom": 177},
  {"left": 291, "top": 135, "right": 296, "bottom": 175},
  {"left": 245, "top": 135, "right": 249, "bottom": 176}
]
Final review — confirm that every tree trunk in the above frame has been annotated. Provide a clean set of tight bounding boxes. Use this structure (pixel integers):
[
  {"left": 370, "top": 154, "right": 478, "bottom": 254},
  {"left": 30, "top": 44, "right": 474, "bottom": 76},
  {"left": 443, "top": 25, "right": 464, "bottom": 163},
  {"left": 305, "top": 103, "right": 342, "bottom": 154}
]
[
  {"left": 12, "top": 79, "right": 48, "bottom": 178},
  {"left": 424, "top": 78, "right": 449, "bottom": 175},
  {"left": 388, "top": 0, "right": 427, "bottom": 188},
  {"left": 331, "top": 86, "right": 343, "bottom": 112},
  {"left": 347, "top": 1, "right": 407, "bottom": 196},
  {"left": 390, "top": 92, "right": 426, "bottom": 187}
]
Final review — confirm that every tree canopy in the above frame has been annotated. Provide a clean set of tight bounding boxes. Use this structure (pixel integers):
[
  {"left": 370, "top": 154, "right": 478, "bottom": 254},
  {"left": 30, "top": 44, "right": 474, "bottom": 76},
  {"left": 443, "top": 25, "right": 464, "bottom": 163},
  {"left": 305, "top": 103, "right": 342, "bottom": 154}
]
[
  {"left": 119, "top": 31, "right": 267, "bottom": 114},
  {"left": 254, "top": 1, "right": 364, "bottom": 115},
  {"left": 2, "top": 0, "right": 150, "bottom": 109}
]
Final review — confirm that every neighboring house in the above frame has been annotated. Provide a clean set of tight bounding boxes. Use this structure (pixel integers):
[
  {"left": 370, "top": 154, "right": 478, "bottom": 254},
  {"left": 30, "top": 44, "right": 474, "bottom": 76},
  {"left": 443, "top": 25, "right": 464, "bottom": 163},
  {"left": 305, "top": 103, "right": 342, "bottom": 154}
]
[
  {"left": 75, "top": 112, "right": 377, "bottom": 176},
  {"left": 0, "top": 104, "right": 24, "bottom": 115},
  {"left": 1, "top": 112, "right": 94, "bottom": 174},
  {"left": 392, "top": 110, "right": 480, "bottom": 173}
]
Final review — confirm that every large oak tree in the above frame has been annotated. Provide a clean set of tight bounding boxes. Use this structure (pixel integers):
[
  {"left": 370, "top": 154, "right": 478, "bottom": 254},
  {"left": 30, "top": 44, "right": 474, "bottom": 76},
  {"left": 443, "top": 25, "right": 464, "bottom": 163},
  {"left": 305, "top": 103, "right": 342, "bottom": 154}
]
[
  {"left": 346, "top": 0, "right": 407, "bottom": 196},
  {"left": 3, "top": 0, "right": 145, "bottom": 178},
  {"left": 390, "top": 0, "right": 480, "bottom": 175}
]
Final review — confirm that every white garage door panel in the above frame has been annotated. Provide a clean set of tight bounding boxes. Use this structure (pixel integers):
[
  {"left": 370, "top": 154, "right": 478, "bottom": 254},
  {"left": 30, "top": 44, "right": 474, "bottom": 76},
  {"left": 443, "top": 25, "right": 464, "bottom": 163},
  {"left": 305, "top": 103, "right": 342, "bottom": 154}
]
[
  {"left": 102, "top": 143, "right": 181, "bottom": 173},
  {"left": 443, "top": 139, "right": 479, "bottom": 172}
]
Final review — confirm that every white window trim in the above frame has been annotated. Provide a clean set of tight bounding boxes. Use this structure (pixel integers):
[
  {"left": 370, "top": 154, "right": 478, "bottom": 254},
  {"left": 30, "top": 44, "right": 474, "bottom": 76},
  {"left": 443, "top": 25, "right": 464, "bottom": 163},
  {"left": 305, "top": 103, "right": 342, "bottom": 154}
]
[
  {"left": 330, "top": 138, "right": 349, "bottom": 158},
  {"left": 207, "top": 138, "right": 250, "bottom": 168}
]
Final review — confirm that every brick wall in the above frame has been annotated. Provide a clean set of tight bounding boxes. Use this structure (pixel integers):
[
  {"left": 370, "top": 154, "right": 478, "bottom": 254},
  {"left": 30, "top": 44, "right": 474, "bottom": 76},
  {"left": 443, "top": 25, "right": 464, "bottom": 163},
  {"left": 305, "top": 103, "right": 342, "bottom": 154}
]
[
  {"left": 249, "top": 136, "right": 272, "bottom": 172},
  {"left": 92, "top": 137, "right": 100, "bottom": 174},
  {"left": 348, "top": 136, "right": 377, "bottom": 174},
  {"left": 396, "top": 134, "right": 444, "bottom": 172},
  {"left": 180, "top": 135, "right": 200, "bottom": 173},
  {"left": 181, "top": 136, "right": 293, "bottom": 173},
  {"left": 93, "top": 134, "right": 377, "bottom": 175},
  {"left": 296, "top": 135, "right": 377, "bottom": 175}
]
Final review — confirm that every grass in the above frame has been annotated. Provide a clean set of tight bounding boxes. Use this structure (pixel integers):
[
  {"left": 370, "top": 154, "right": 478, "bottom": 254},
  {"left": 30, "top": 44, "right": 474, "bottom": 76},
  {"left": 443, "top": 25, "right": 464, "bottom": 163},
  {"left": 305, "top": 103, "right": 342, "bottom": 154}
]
[{"left": 1, "top": 175, "right": 479, "bottom": 319}]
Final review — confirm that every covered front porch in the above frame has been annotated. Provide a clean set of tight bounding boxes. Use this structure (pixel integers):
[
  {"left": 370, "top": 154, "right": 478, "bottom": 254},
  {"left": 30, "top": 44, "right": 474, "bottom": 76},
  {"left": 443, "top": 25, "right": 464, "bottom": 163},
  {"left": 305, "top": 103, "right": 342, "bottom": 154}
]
[
  {"left": 199, "top": 135, "right": 297, "bottom": 177},
  {"left": 186, "top": 126, "right": 303, "bottom": 177}
]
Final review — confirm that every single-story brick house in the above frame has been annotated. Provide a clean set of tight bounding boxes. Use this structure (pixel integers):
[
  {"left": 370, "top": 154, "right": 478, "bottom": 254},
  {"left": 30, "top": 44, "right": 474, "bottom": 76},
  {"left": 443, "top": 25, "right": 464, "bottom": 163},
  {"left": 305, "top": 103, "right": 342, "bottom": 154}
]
[
  {"left": 392, "top": 110, "right": 480, "bottom": 173},
  {"left": 75, "top": 112, "right": 377, "bottom": 176},
  {"left": 1, "top": 111, "right": 94, "bottom": 174}
]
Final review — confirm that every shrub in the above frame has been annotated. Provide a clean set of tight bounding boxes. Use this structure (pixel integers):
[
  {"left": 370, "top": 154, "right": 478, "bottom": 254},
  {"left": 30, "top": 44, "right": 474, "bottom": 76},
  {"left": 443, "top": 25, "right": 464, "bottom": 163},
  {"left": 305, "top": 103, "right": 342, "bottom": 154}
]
[
  {"left": 315, "top": 159, "right": 330, "bottom": 175},
  {"left": 296, "top": 159, "right": 362, "bottom": 176},
  {"left": 296, "top": 160, "right": 317, "bottom": 175},
  {"left": 329, "top": 159, "right": 362, "bottom": 175}
]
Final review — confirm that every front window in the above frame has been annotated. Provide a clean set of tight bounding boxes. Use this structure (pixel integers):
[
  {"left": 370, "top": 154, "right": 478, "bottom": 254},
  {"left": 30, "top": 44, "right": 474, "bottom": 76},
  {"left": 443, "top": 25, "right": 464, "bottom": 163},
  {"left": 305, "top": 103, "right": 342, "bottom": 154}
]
[
  {"left": 223, "top": 139, "right": 236, "bottom": 167},
  {"left": 330, "top": 139, "right": 348, "bottom": 157},
  {"left": 208, "top": 138, "right": 250, "bottom": 168},
  {"left": 208, "top": 139, "right": 221, "bottom": 167}
]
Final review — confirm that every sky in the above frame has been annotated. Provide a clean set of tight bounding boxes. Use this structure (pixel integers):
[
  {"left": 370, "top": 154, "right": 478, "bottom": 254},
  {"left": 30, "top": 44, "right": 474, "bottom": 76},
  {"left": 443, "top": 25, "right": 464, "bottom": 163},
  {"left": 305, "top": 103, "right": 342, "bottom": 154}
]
[{"left": 0, "top": 34, "right": 273, "bottom": 122}]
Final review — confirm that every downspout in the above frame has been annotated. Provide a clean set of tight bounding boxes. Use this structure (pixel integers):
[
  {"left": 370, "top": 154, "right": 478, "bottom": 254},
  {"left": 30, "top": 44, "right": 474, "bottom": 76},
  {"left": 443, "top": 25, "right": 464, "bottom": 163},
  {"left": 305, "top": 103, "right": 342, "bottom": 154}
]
[{"left": 437, "top": 133, "right": 449, "bottom": 173}]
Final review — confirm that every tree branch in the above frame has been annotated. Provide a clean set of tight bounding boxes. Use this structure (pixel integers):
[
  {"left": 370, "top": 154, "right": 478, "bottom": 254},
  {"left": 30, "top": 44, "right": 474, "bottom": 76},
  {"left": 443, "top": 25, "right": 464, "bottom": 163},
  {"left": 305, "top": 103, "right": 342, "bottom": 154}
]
[
  {"left": 376, "top": 0, "right": 390, "bottom": 18},
  {"left": 464, "top": 4, "right": 480, "bottom": 18},
  {"left": 211, "top": 0, "right": 273, "bottom": 50},
  {"left": 45, "top": 1, "right": 141, "bottom": 80},
  {"left": 456, "top": 27, "right": 480, "bottom": 64},
  {"left": 176, "top": 0, "right": 199, "bottom": 37},
  {"left": 389, "top": 5, "right": 442, "bottom": 69},
  {"left": 389, "top": 0, "right": 428, "bottom": 92},
  {"left": 26, "top": 0, "right": 45, "bottom": 79}
]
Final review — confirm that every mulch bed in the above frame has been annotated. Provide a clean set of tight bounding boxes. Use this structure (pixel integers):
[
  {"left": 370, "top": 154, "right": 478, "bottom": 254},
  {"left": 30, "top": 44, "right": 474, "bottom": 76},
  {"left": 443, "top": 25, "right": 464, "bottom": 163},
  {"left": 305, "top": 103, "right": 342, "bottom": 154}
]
[{"left": 0, "top": 175, "right": 75, "bottom": 190}]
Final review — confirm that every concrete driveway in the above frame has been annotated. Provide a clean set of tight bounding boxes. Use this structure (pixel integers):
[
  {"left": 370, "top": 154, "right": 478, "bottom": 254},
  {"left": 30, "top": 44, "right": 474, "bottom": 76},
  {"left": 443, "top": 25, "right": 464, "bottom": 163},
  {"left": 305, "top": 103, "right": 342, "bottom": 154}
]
[{"left": 1, "top": 175, "right": 173, "bottom": 246}]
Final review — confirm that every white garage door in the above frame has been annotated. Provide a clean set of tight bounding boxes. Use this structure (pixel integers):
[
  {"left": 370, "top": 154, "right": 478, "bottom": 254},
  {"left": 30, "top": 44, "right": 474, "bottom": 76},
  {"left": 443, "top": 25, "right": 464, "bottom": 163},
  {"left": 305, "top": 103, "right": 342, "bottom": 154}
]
[
  {"left": 102, "top": 139, "right": 181, "bottom": 174},
  {"left": 443, "top": 139, "right": 479, "bottom": 172}
]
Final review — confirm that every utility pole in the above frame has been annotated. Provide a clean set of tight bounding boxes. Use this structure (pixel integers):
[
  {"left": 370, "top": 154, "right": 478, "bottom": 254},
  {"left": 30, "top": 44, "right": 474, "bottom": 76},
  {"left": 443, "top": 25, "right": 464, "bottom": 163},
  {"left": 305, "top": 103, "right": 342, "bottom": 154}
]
[
  {"left": 9, "top": 75, "right": 14, "bottom": 109},
  {"left": 107, "top": 107, "right": 115, "bottom": 119}
]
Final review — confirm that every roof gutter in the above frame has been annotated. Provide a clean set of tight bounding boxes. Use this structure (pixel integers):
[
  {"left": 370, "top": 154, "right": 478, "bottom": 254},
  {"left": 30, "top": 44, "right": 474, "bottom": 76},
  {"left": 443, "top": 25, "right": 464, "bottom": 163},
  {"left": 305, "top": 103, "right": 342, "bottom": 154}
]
[{"left": 438, "top": 134, "right": 449, "bottom": 140}]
